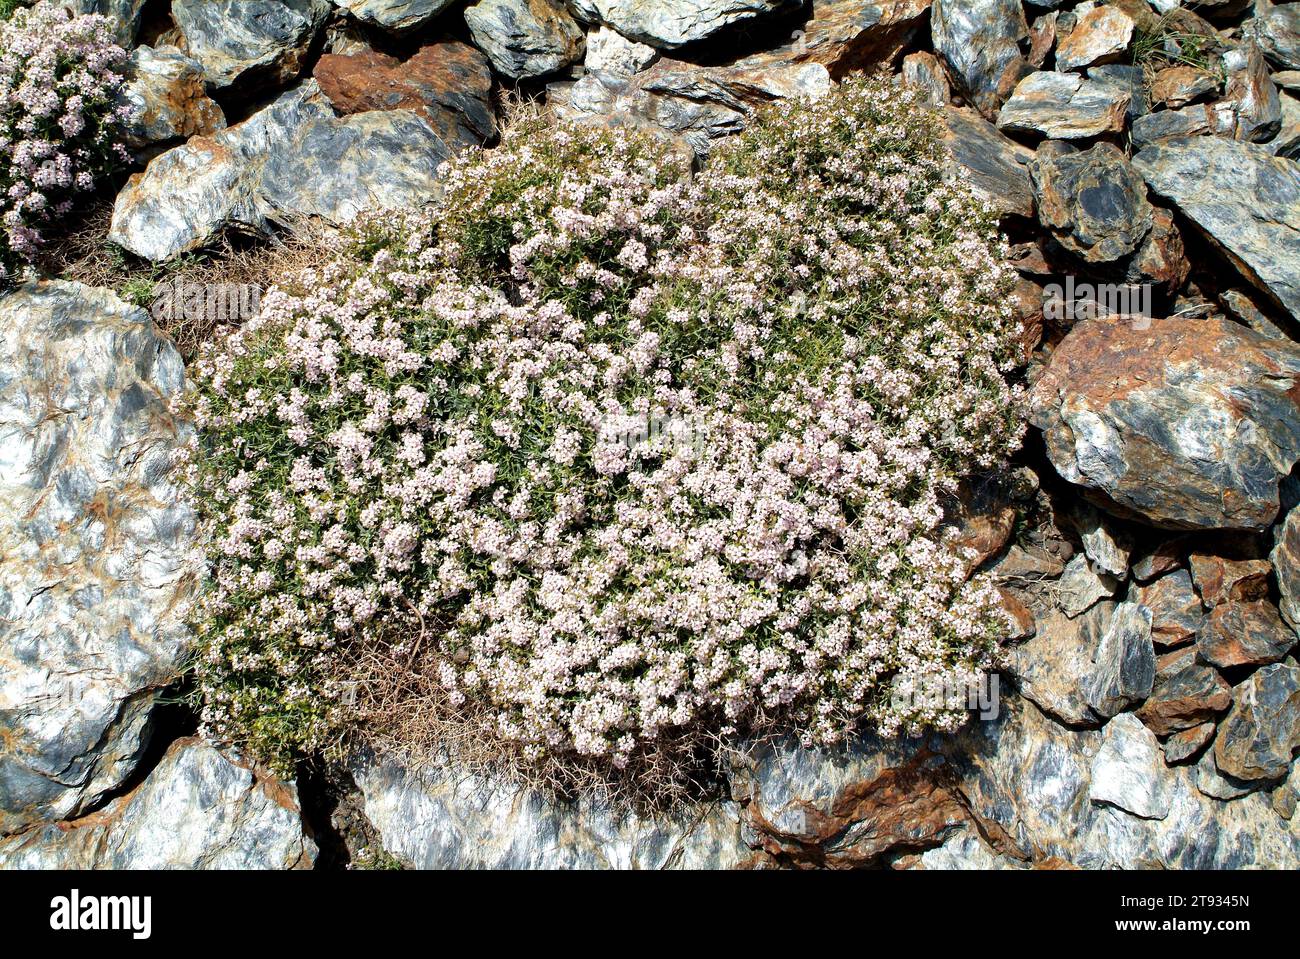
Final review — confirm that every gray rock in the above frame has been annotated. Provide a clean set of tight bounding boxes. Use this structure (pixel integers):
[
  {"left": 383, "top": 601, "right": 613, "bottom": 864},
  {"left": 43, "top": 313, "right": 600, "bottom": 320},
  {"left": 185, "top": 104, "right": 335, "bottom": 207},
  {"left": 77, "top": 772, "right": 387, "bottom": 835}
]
[
  {"left": 902, "top": 51, "right": 949, "bottom": 107},
  {"left": 1131, "top": 103, "right": 1215, "bottom": 149},
  {"left": 1248, "top": 0, "right": 1300, "bottom": 71},
  {"left": 998, "top": 71, "right": 1131, "bottom": 139},
  {"left": 1074, "top": 505, "right": 1130, "bottom": 577},
  {"left": 569, "top": 0, "right": 799, "bottom": 49},
  {"left": 932, "top": 0, "right": 1028, "bottom": 115},
  {"left": 1149, "top": 65, "right": 1219, "bottom": 109},
  {"left": 953, "top": 697, "right": 1300, "bottom": 867},
  {"left": 1272, "top": 504, "right": 1300, "bottom": 634},
  {"left": 336, "top": 0, "right": 455, "bottom": 33},
  {"left": 54, "top": 0, "right": 145, "bottom": 46},
  {"left": 1197, "top": 599, "right": 1296, "bottom": 668},
  {"left": 584, "top": 25, "right": 658, "bottom": 75},
  {"left": 1269, "top": 90, "right": 1300, "bottom": 160},
  {"left": 938, "top": 107, "right": 1035, "bottom": 221},
  {"left": 110, "top": 82, "right": 464, "bottom": 262},
  {"left": 1055, "top": 6, "right": 1134, "bottom": 72},
  {"left": 1222, "top": 41, "right": 1282, "bottom": 142},
  {"left": 0, "top": 739, "right": 316, "bottom": 869},
  {"left": 172, "top": 0, "right": 330, "bottom": 90},
  {"left": 550, "top": 56, "right": 830, "bottom": 159},
  {"left": 1030, "top": 141, "right": 1154, "bottom": 263},
  {"left": 1136, "top": 569, "right": 1203, "bottom": 648},
  {"left": 1195, "top": 747, "right": 1261, "bottom": 800},
  {"left": 1084, "top": 601, "right": 1155, "bottom": 719},
  {"left": 0, "top": 282, "right": 195, "bottom": 834},
  {"left": 464, "top": 0, "right": 585, "bottom": 80},
  {"left": 1133, "top": 137, "right": 1300, "bottom": 320},
  {"left": 1010, "top": 601, "right": 1113, "bottom": 725},
  {"left": 1162, "top": 722, "right": 1215, "bottom": 764},
  {"left": 118, "top": 45, "right": 226, "bottom": 151},
  {"left": 1215, "top": 661, "right": 1300, "bottom": 781},
  {"left": 727, "top": 730, "right": 966, "bottom": 866},
  {"left": 1029, "top": 316, "right": 1300, "bottom": 529},
  {"left": 1057, "top": 554, "right": 1118, "bottom": 617},
  {"left": 352, "top": 750, "right": 749, "bottom": 868},
  {"left": 1090, "top": 713, "right": 1174, "bottom": 819}
]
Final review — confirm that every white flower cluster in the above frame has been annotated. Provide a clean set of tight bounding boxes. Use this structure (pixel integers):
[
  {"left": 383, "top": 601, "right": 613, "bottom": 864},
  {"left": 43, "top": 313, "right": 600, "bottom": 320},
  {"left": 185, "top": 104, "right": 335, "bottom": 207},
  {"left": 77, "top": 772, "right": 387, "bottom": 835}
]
[
  {"left": 0, "top": 1, "right": 131, "bottom": 278},
  {"left": 189, "top": 78, "right": 1025, "bottom": 772}
]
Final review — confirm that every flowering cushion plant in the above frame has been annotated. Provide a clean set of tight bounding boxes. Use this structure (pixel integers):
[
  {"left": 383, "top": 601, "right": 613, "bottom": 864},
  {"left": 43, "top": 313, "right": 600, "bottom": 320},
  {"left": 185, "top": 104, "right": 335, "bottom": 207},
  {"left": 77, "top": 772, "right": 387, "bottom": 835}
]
[
  {"left": 0, "top": 1, "right": 131, "bottom": 280},
  {"left": 188, "top": 78, "right": 1026, "bottom": 781}
]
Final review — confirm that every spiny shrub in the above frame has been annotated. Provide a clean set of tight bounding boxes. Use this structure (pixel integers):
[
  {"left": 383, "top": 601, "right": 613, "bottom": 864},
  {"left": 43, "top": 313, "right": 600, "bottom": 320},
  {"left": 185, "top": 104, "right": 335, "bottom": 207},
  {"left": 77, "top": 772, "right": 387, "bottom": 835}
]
[
  {"left": 0, "top": 1, "right": 130, "bottom": 281},
  {"left": 188, "top": 77, "right": 1025, "bottom": 779}
]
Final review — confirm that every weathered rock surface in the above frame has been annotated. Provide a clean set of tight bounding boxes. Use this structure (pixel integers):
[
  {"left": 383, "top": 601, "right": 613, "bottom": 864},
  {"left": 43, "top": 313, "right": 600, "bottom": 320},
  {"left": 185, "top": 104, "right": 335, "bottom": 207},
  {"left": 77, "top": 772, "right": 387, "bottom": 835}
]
[
  {"left": 1029, "top": 316, "right": 1300, "bottom": 530},
  {"left": 569, "top": 0, "right": 800, "bottom": 50},
  {"left": 1273, "top": 505, "right": 1300, "bottom": 634},
  {"left": 0, "top": 739, "right": 316, "bottom": 869},
  {"left": 1056, "top": 554, "right": 1118, "bottom": 617},
  {"left": 1214, "top": 662, "right": 1300, "bottom": 782},
  {"left": 171, "top": 0, "right": 329, "bottom": 90},
  {"left": 1089, "top": 713, "right": 1173, "bottom": 819},
  {"left": 1136, "top": 646, "right": 1232, "bottom": 736},
  {"left": 352, "top": 750, "right": 750, "bottom": 868},
  {"left": 110, "top": 81, "right": 474, "bottom": 262},
  {"left": 1030, "top": 142, "right": 1153, "bottom": 263},
  {"left": 998, "top": 71, "right": 1130, "bottom": 138},
  {"left": 1163, "top": 722, "right": 1215, "bottom": 765},
  {"left": 1222, "top": 42, "right": 1281, "bottom": 143},
  {"left": 1055, "top": 6, "right": 1134, "bottom": 73},
  {"left": 1133, "top": 137, "right": 1300, "bottom": 320},
  {"left": 313, "top": 40, "right": 497, "bottom": 145},
  {"left": 550, "top": 56, "right": 830, "bottom": 157},
  {"left": 119, "top": 46, "right": 227, "bottom": 151},
  {"left": 729, "top": 732, "right": 966, "bottom": 867},
  {"left": 1010, "top": 600, "right": 1113, "bottom": 725},
  {"left": 932, "top": 0, "right": 1028, "bottom": 116},
  {"left": 336, "top": 0, "right": 455, "bottom": 33},
  {"left": 1136, "top": 569, "right": 1203, "bottom": 648},
  {"left": 1197, "top": 599, "right": 1296, "bottom": 668},
  {"left": 0, "top": 282, "right": 195, "bottom": 834},
  {"left": 584, "top": 24, "right": 659, "bottom": 75},
  {"left": 1189, "top": 552, "right": 1271, "bottom": 607},
  {"left": 938, "top": 106, "right": 1035, "bottom": 220},
  {"left": 1149, "top": 65, "right": 1218, "bottom": 108},
  {"left": 1248, "top": 0, "right": 1300, "bottom": 71},
  {"left": 1083, "top": 601, "right": 1155, "bottom": 719},
  {"left": 465, "top": 0, "right": 585, "bottom": 79},
  {"left": 902, "top": 50, "right": 950, "bottom": 107}
]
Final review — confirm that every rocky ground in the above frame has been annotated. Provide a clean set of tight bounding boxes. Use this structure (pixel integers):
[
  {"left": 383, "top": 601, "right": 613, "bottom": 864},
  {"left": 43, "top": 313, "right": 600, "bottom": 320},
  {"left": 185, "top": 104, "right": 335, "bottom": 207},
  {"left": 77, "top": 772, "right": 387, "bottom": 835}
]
[{"left": 1, "top": 0, "right": 1299, "bottom": 869}]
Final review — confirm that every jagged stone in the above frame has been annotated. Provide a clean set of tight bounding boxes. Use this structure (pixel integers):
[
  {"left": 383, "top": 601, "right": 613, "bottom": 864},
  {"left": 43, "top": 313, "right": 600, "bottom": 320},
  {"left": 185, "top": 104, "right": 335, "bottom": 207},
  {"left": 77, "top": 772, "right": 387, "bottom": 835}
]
[
  {"left": 937, "top": 107, "right": 1035, "bottom": 221},
  {"left": 901, "top": 50, "right": 949, "bottom": 107},
  {"left": 1215, "top": 662, "right": 1300, "bottom": 781},
  {"left": 1136, "top": 569, "right": 1203, "bottom": 648},
  {"left": 1272, "top": 505, "right": 1300, "bottom": 634},
  {"left": 1056, "top": 554, "right": 1118, "bottom": 617},
  {"left": 1248, "top": 0, "right": 1300, "bottom": 71},
  {"left": 1189, "top": 552, "right": 1271, "bottom": 607},
  {"left": 1010, "top": 601, "right": 1113, "bottom": 725},
  {"left": 1030, "top": 141, "right": 1153, "bottom": 263},
  {"left": 0, "top": 739, "right": 315, "bottom": 869},
  {"left": 171, "top": 0, "right": 329, "bottom": 90},
  {"left": 1084, "top": 601, "right": 1155, "bottom": 719},
  {"left": 569, "top": 0, "right": 800, "bottom": 50},
  {"left": 0, "top": 282, "right": 195, "bottom": 834},
  {"left": 998, "top": 71, "right": 1130, "bottom": 139},
  {"left": 465, "top": 0, "right": 585, "bottom": 79},
  {"left": 1029, "top": 316, "right": 1300, "bottom": 529},
  {"left": 1221, "top": 41, "right": 1282, "bottom": 142},
  {"left": 1133, "top": 136, "right": 1300, "bottom": 320},
  {"left": 352, "top": 750, "right": 750, "bottom": 868},
  {"left": 118, "top": 45, "right": 226, "bottom": 151},
  {"left": 1198, "top": 599, "right": 1296, "bottom": 668},
  {"left": 584, "top": 25, "right": 658, "bottom": 75},
  {"left": 1136, "top": 646, "right": 1231, "bottom": 736},
  {"left": 1162, "top": 722, "right": 1215, "bottom": 765},
  {"left": 932, "top": 0, "right": 1028, "bottom": 116},
  {"left": 1055, "top": 5, "right": 1134, "bottom": 72},
  {"left": 1090, "top": 714, "right": 1174, "bottom": 819},
  {"left": 335, "top": 0, "right": 455, "bottom": 33}
]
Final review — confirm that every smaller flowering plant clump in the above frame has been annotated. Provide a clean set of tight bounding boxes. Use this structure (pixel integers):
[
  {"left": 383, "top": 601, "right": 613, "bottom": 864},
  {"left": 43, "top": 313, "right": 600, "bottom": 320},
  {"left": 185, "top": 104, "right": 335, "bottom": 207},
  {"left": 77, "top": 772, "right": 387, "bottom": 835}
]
[
  {"left": 189, "top": 78, "right": 1026, "bottom": 782},
  {"left": 0, "top": 1, "right": 131, "bottom": 280}
]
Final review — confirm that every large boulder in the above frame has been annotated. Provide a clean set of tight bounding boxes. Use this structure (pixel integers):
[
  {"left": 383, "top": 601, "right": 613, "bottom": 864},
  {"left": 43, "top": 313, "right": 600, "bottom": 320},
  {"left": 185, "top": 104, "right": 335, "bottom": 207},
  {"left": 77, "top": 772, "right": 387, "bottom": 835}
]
[
  {"left": 1133, "top": 137, "right": 1300, "bottom": 321},
  {"left": 0, "top": 739, "right": 316, "bottom": 869},
  {"left": 1029, "top": 142, "right": 1153, "bottom": 263},
  {"left": 1029, "top": 316, "right": 1300, "bottom": 530},
  {"left": 0, "top": 282, "right": 196, "bottom": 834},
  {"left": 110, "top": 81, "right": 487, "bottom": 262},
  {"left": 171, "top": 0, "right": 330, "bottom": 90}
]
